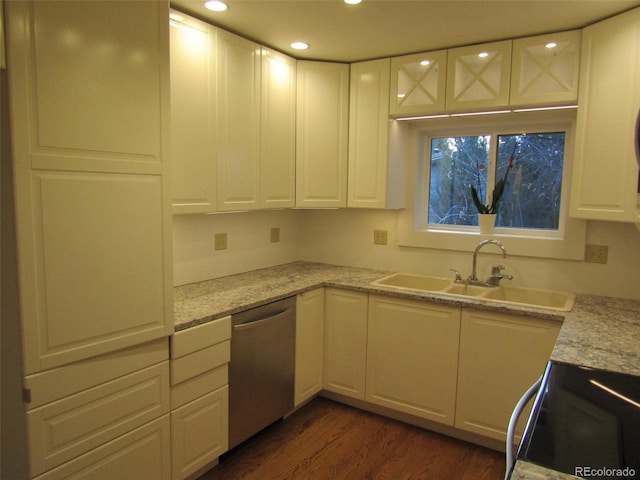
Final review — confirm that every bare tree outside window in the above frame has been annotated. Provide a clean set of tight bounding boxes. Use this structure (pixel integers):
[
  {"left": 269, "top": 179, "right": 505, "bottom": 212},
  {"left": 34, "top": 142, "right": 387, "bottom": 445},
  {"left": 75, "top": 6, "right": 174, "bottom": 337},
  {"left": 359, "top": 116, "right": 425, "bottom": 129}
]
[{"left": 427, "top": 132, "right": 565, "bottom": 230}]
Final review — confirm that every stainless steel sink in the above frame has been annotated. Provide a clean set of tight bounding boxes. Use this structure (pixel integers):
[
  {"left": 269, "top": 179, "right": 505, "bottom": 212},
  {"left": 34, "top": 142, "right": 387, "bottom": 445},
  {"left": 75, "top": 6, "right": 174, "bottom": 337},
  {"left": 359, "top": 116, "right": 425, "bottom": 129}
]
[{"left": 371, "top": 272, "right": 575, "bottom": 311}]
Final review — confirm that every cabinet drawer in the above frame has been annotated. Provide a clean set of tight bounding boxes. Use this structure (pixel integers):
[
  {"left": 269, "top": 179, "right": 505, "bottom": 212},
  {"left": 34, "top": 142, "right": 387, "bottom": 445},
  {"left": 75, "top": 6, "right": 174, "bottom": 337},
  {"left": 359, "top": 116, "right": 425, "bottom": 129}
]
[
  {"left": 27, "top": 362, "right": 170, "bottom": 477},
  {"left": 171, "top": 316, "right": 231, "bottom": 359},
  {"left": 171, "top": 340, "right": 230, "bottom": 386},
  {"left": 171, "top": 364, "right": 228, "bottom": 409},
  {"left": 24, "top": 338, "right": 168, "bottom": 409},
  {"left": 32, "top": 415, "right": 171, "bottom": 480},
  {"left": 171, "top": 385, "right": 229, "bottom": 480}
]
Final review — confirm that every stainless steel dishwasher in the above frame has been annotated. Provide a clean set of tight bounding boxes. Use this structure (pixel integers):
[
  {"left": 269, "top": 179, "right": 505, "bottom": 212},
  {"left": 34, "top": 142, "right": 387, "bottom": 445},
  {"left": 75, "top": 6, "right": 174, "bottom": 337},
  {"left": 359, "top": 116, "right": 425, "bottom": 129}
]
[{"left": 228, "top": 296, "right": 296, "bottom": 449}]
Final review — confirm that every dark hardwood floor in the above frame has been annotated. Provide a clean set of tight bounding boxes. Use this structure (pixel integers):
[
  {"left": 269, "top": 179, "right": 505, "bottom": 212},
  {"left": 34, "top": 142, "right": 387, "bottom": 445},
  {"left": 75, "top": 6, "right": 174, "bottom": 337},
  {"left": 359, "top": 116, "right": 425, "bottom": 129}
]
[{"left": 198, "top": 397, "right": 506, "bottom": 480}]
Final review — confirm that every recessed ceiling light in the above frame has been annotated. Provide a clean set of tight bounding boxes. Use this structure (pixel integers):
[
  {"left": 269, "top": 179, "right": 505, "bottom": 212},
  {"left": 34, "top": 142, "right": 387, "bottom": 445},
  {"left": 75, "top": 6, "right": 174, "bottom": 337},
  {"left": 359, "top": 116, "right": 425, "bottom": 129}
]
[
  {"left": 478, "top": 52, "right": 489, "bottom": 58},
  {"left": 291, "top": 41, "right": 309, "bottom": 50},
  {"left": 420, "top": 60, "right": 431, "bottom": 66},
  {"left": 545, "top": 42, "right": 557, "bottom": 49},
  {"left": 344, "top": 0, "right": 362, "bottom": 4},
  {"left": 204, "top": 1, "right": 228, "bottom": 12}
]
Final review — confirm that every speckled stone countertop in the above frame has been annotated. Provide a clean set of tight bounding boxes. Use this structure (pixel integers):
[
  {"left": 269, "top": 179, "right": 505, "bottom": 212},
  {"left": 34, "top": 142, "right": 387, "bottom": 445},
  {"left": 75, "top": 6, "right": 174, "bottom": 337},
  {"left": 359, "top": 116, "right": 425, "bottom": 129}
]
[{"left": 174, "top": 261, "right": 640, "bottom": 480}]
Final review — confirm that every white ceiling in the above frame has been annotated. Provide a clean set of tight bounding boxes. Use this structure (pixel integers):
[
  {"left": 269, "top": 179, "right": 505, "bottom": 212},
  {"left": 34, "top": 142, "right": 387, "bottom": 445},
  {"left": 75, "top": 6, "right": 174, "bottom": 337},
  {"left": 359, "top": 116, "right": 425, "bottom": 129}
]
[{"left": 170, "top": 0, "right": 640, "bottom": 62}]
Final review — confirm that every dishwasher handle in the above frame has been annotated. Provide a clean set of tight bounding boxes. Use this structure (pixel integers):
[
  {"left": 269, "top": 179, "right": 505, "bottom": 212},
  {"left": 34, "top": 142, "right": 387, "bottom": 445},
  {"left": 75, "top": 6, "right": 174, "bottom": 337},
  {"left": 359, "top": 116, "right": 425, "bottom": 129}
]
[{"left": 233, "top": 308, "right": 292, "bottom": 332}]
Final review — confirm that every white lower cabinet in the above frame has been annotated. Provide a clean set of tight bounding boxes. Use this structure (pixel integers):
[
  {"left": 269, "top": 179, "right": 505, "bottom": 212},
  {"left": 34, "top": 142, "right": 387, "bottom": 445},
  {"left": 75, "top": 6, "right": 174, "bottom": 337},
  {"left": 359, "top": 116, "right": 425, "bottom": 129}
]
[
  {"left": 366, "top": 295, "right": 460, "bottom": 425},
  {"left": 295, "top": 289, "right": 325, "bottom": 406},
  {"left": 455, "top": 309, "right": 561, "bottom": 442},
  {"left": 323, "top": 289, "right": 368, "bottom": 400},
  {"left": 169, "top": 316, "right": 231, "bottom": 480},
  {"left": 33, "top": 416, "right": 171, "bottom": 480},
  {"left": 171, "top": 387, "right": 229, "bottom": 480},
  {"left": 23, "top": 339, "right": 171, "bottom": 480},
  {"left": 320, "top": 290, "right": 561, "bottom": 446}
]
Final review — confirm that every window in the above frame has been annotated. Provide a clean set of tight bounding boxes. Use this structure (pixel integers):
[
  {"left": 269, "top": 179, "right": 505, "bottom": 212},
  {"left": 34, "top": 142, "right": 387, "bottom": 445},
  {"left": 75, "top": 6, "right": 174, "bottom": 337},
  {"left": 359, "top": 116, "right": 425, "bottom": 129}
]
[
  {"left": 426, "top": 131, "right": 566, "bottom": 231},
  {"left": 397, "top": 111, "right": 587, "bottom": 260}
]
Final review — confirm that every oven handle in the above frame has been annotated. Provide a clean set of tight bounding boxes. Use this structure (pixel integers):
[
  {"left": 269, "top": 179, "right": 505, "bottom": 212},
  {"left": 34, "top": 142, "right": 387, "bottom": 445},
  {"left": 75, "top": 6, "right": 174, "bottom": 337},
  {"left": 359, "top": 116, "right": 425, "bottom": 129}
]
[{"left": 505, "top": 375, "right": 543, "bottom": 480}]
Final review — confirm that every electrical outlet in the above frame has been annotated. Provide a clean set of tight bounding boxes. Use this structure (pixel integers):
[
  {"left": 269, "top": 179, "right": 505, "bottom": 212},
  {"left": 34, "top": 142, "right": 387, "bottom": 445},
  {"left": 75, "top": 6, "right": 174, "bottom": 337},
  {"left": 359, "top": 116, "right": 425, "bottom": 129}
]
[
  {"left": 270, "top": 227, "right": 280, "bottom": 243},
  {"left": 214, "top": 233, "right": 227, "bottom": 251},
  {"left": 585, "top": 244, "right": 608, "bottom": 264},
  {"left": 373, "top": 229, "right": 388, "bottom": 246}
]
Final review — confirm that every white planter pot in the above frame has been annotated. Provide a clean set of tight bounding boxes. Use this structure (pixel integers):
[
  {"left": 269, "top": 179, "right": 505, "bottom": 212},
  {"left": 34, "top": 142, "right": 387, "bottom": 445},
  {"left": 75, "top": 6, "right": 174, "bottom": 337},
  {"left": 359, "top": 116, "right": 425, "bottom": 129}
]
[{"left": 478, "top": 214, "right": 496, "bottom": 234}]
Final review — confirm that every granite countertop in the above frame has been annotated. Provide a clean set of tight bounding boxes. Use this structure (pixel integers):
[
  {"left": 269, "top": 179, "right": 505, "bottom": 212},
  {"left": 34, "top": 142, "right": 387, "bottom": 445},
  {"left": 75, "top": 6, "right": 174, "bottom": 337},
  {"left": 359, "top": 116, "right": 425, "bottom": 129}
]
[{"left": 174, "top": 261, "right": 640, "bottom": 480}]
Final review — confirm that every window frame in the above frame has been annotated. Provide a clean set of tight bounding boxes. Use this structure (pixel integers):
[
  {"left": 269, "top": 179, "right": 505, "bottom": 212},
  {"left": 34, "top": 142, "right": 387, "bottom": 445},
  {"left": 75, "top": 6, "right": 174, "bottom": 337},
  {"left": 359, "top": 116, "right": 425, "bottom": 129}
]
[{"left": 397, "top": 110, "right": 587, "bottom": 260}]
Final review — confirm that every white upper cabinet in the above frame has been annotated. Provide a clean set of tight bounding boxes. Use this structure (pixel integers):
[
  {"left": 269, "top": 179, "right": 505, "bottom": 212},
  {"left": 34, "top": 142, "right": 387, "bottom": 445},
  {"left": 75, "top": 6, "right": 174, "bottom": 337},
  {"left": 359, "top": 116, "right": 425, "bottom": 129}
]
[
  {"left": 171, "top": 17, "right": 295, "bottom": 213},
  {"left": 6, "top": 0, "right": 173, "bottom": 374},
  {"left": 446, "top": 40, "right": 512, "bottom": 112},
  {"left": 261, "top": 48, "right": 296, "bottom": 209},
  {"left": 510, "top": 30, "right": 581, "bottom": 107},
  {"left": 170, "top": 12, "right": 217, "bottom": 214},
  {"left": 389, "top": 49, "right": 447, "bottom": 116},
  {"left": 348, "top": 59, "right": 390, "bottom": 209},
  {"left": 570, "top": 7, "right": 640, "bottom": 222},
  {"left": 216, "top": 29, "right": 262, "bottom": 211},
  {"left": 296, "top": 61, "right": 349, "bottom": 208}
]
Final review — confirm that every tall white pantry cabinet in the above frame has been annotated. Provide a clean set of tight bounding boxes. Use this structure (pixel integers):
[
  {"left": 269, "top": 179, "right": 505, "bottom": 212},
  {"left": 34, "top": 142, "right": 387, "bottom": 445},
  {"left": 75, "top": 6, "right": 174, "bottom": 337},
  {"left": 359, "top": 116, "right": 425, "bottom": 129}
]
[{"left": 3, "top": 1, "right": 173, "bottom": 479}]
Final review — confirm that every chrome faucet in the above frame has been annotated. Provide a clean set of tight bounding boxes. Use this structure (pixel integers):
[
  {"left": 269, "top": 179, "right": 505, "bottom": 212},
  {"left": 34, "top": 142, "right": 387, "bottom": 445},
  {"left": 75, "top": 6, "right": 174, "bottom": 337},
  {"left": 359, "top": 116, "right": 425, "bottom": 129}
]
[{"left": 469, "top": 239, "right": 512, "bottom": 286}]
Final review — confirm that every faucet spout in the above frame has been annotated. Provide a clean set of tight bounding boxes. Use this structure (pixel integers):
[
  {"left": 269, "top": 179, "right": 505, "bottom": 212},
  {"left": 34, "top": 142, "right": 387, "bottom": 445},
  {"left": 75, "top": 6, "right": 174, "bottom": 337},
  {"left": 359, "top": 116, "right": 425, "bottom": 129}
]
[{"left": 471, "top": 239, "right": 507, "bottom": 283}]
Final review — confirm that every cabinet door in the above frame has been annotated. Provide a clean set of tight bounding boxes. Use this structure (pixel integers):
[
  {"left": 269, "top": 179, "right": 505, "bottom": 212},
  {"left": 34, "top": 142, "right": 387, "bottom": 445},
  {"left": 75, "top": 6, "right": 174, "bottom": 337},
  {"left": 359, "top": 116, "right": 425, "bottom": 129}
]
[
  {"left": 261, "top": 48, "right": 296, "bottom": 209},
  {"left": 296, "top": 61, "right": 349, "bottom": 207},
  {"left": 8, "top": 1, "right": 165, "bottom": 175},
  {"left": 5, "top": 0, "right": 172, "bottom": 374},
  {"left": 446, "top": 40, "right": 512, "bottom": 112},
  {"left": 216, "top": 29, "right": 261, "bottom": 211},
  {"left": 32, "top": 416, "right": 171, "bottom": 480},
  {"left": 455, "top": 309, "right": 560, "bottom": 442},
  {"left": 366, "top": 296, "right": 460, "bottom": 426},
  {"left": 510, "top": 30, "right": 580, "bottom": 107},
  {"left": 295, "top": 289, "right": 325, "bottom": 406},
  {"left": 171, "top": 386, "right": 229, "bottom": 480},
  {"left": 170, "top": 11, "right": 217, "bottom": 214},
  {"left": 570, "top": 7, "right": 640, "bottom": 222},
  {"left": 323, "top": 289, "right": 368, "bottom": 400},
  {"left": 389, "top": 49, "right": 447, "bottom": 116},
  {"left": 348, "top": 58, "right": 392, "bottom": 209}
]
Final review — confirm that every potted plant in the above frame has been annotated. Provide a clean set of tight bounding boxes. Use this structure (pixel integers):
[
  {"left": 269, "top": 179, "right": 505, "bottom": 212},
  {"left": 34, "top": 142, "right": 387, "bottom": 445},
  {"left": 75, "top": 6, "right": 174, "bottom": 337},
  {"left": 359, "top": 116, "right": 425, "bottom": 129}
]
[{"left": 470, "top": 144, "right": 516, "bottom": 233}]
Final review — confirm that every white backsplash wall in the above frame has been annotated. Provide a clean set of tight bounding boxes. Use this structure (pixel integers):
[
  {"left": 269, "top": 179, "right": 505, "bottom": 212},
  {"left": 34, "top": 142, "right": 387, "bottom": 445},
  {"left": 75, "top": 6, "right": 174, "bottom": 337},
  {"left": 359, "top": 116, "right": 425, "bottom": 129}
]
[
  {"left": 172, "top": 209, "right": 301, "bottom": 286},
  {"left": 172, "top": 207, "right": 640, "bottom": 300},
  {"left": 295, "top": 209, "right": 640, "bottom": 301}
]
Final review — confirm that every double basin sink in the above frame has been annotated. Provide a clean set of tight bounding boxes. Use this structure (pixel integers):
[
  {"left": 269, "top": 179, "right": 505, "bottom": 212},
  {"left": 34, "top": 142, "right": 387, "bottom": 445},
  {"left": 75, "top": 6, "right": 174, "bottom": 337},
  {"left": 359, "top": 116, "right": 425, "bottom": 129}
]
[{"left": 371, "top": 273, "right": 575, "bottom": 312}]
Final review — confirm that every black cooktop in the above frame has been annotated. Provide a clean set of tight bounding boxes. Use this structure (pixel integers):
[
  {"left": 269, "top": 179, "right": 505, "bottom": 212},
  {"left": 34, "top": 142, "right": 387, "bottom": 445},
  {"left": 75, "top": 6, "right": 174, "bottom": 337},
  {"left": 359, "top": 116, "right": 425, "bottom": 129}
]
[{"left": 518, "top": 362, "right": 640, "bottom": 479}]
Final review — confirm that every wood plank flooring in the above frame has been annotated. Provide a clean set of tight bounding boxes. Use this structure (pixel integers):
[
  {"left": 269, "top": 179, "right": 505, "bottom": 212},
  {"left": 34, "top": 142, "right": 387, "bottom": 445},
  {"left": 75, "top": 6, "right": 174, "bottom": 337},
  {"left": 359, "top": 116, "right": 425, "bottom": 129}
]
[{"left": 198, "top": 397, "right": 506, "bottom": 480}]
